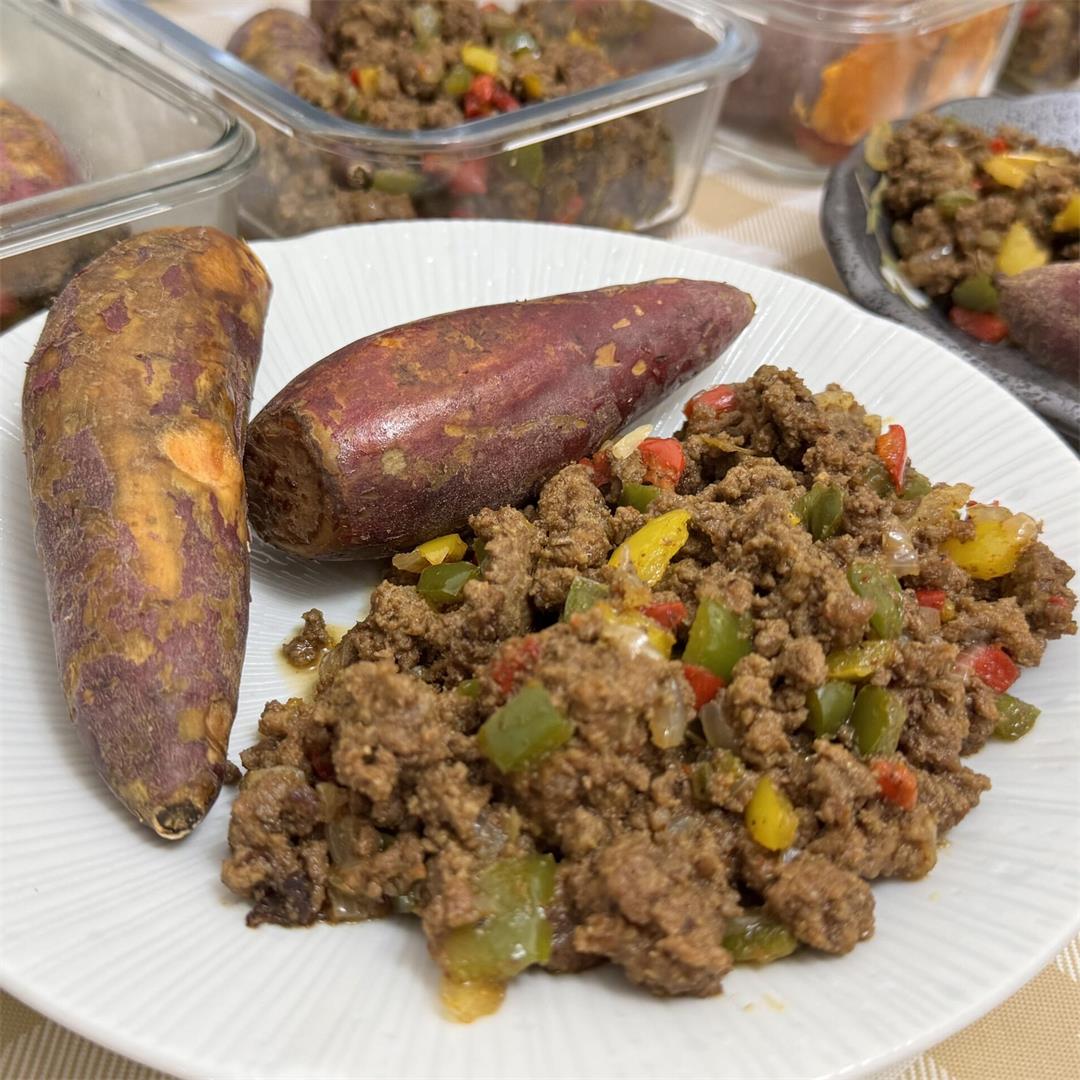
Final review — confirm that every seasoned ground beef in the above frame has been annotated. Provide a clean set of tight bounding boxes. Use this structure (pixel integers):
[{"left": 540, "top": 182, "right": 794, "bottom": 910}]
[
  {"left": 879, "top": 112, "right": 1079, "bottom": 301},
  {"left": 224, "top": 366, "right": 1075, "bottom": 1016},
  {"left": 233, "top": 1, "right": 674, "bottom": 234}
]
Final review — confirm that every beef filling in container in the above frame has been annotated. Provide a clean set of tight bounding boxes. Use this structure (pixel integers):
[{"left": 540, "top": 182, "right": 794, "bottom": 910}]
[
  {"left": 1003, "top": 1, "right": 1080, "bottom": 92},
  {"left": 711, "top": 0, "right": 1022, "bottom": 180},
  {"left": 0, "top": 0, "right": 256, "bottom": 330},
  {"left": 84, "top": 0, "right": 756, "bottom": 237}
]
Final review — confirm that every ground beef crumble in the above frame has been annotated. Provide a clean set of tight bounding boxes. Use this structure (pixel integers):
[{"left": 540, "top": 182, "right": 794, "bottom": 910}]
[{"left": 224, "top": 365, "right": 1076, "bottom": 1012}]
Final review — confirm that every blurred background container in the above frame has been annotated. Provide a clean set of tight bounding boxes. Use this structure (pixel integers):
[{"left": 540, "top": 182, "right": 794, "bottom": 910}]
[
  {"left": 0, "top": 0, "right": 256, "bottom": 328},
  {"left": 79, "top": 0, "right": 757, "bottom": 237},
  {"left": 711, "top": 0, "right": 1023, "bottom": 180}
]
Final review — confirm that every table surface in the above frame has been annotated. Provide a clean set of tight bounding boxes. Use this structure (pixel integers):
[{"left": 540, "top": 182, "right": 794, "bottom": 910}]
[{"left": 1, "top": 29, "right": 1078, "bottom": 1071}]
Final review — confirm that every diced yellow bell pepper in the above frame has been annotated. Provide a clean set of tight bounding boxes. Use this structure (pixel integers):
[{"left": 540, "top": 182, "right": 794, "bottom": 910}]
[
  {"left": 825, "top": 641, "right": 895, "bottom": 680},
  {"left": 941, "top": 504, "right": 1038, "bottom": 580},
  {"left": 745, "top": 776, "right": 798, "bottom": 851},
  {"left": 356, "top": 66, "right": 380, "bottom": 96},
  {"left": 521, "top": 72, "right": 544, "bottom": 101},
  {"left": 392, "top": 532, "right": 468, "bottom": 572},
  {"left": 981, "top": 152, "right": 1052, "bottom": 189},
  {"left": 995, "top": 221, "right": 1049, "bottom": 277},
  {"left": 1052, "top": 193, "right": 1080, "bottom": 233},
  {"left": 461, "top": 44, "right": 499, "bottom": 76},
  {"left": 418, "top": 533, "right": 467, "bottom": 566},
  {"left": 608, "top": 509, "right": 691, "bottom": 587}
]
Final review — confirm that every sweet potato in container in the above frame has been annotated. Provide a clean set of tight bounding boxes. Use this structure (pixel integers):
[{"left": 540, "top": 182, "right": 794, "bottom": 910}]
[
  {"left": 998, "top": 262, "right": 1080, "bottom": 379},
  {"left": 22, "top": 227, "right": 271, "bottom": 839},
  {"left": 244, "top": 278, "right": 755, "bottom": 559},
  {"left": 0, "top": 99, "right": 83, "bottom": 328}
]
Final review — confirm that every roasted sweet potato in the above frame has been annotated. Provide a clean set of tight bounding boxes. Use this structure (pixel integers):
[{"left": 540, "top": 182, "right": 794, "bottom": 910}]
[
  {"left": 1, "top": 98, "right": 83, "bottom": 328},
  {"left": 244, "top": 278, "right": 755, "bottom": 559},
  {"left": 998, "top": 262, "right": 1080, "bottom": 379},
  {"left": 227, "top": 8, "right": 333, "bottom": 87},
  {"left": 22, "top": 227, "right": 271, "bottom": 839}
]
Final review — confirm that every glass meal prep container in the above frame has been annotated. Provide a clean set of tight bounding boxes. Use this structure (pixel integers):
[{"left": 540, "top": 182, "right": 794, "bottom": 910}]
[
  {"left": 711, "top": 0, "right": 1023, "bottom": 181},
  {"left": 0, "top": 0, "right": 257, "bottom": 330},
  {"left": 82, "top": 0, "right": 757, "bottom": 238},
  {"left": 1003, "top": 2, "right": 1080, "bottom": 92}
]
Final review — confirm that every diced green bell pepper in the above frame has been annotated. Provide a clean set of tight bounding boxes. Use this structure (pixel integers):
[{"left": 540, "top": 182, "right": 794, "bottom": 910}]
[
  {"left": 683, "top": 598, "right": 753, "bottom": 682},
  {"left": 934, "top": 188, "right": 978, "bottom": 219},
  {"left": 418, "top": 561, "right": 479, "bottom": 607},
  {"left": 440, "top": 854, "right": 555, "bottom": 983},
  {"left": 794, "top": 482, "right": 844, "bottom": 541},
  {"left": 805, "top": 680, "right": 856, "bottom": 737},
  {"left": 723, "top": 912, "right": 799, "bottom": 963},
  {"left": 951, "top": 272, "right": 999, "bottom": 314},
  {"left": 442, "top": 62, "right": 472, "bottom": 98},
  {"left": 561, "top": 576, "right": 610, "bottom": 621},
  {"left": 501, "top": 28, "right": 539, "bottom": 55},
  {"left": 900, "top": 468, "right": 932, "bottom": 500},
  {"left": 862, "top": 458, "right": 894, "bottom": 498},
  {"left": 505, "top": 142, "right": 544, "bottom": 187},
  {"left": 456, "top": 678, "right": 482, "bottom": 699},
  {"left": 411, "top": 2, "right": 441, "bottom": 41},
  {"left": 993, "top": 692, "right": 1040, "bottom": 740},
  {"left": 847, "top": 561, "right": 903, "bottom": 639},
  {"left": 851, "top": 685, "right": 907, "bottom": 756},
  {"left": 371, "top": 168, "right": 424, "bottom": 196},
  {"left": 619, "top": 482, "right": 660, "bottom": 513},
  {"left": 477, "top": 683, "right": 573, "bottom": 773}
]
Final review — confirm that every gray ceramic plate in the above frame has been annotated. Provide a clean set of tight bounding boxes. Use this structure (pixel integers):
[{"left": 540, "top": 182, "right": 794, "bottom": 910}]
[{"left": 822, "top": 92, "right": 1079, "bottom": 445}]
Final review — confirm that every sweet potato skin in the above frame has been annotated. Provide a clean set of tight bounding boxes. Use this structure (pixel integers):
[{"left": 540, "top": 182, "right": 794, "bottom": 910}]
[
  {"left": 22, "top": 227, "right": 271, "bottom": 839},
  {"left": 998, "top": 263, "right": 1080, "bottom": 379},
  {"left": 227, "top": 8, "right": 331, "bottom": 87},
  {"left": 244, "top": 278, "right": 755, "bottom": 559},
  {"left": 1, "top": 99, "right": 83, "bottom": 327},
  {"left": 0, "top": 98, "right": 77, "bottom": 205}
]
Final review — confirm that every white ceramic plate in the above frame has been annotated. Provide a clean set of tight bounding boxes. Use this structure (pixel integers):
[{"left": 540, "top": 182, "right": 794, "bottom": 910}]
[{"left": 1, "top": 221, "right": 1077, "bottom": 1080}]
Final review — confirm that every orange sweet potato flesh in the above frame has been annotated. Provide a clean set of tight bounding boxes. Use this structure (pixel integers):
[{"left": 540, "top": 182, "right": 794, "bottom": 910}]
[
  {"left": 244, "top": 278, "right": 755, "bottom": 559},
  {"left": 22, "top": 227, "right": 271, "bottom": 839}
]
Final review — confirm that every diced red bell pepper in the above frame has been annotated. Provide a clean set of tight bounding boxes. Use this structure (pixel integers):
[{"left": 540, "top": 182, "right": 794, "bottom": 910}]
[
  {"left": 957, "top": 644, "right": 1020, "bottom": 693},
  {"left": 1047, "top": 595, "right": 1069, "bottom": 608},
  {"left": 638, "top": 437, "right": 686, "bottom": 488},
  {"left": 682, "top": 663, "right": 725, "bottom": 710},
  {"left": 875, "top": 423, "right": 907, "bottom": 493},
  {"left": 554, "top": 192, "right": 585, "bottom": 224},
  {"left": 684, "top": 384, "right": 737, "bottom": 419},
  {"left": 578, "top": 450, "right": 611, "bottom": 487},
  {"left": 491, "top": 85, "right": 521, "bottom": 112},
  {"left": 642, "top": 600, "right": 688, "bottom": 631},
  {"left": 1021, "top": 3, "right": 1041, "bottom": 27},
  {"left": 988, "top": 136, "right": 1010, "bottom": 154},
  {"left": 915, "top": 588, "right": 947, "bottom": 610},
  {"left": 949, "top": 305, "right": 1010, "bottom": 344},
  {"left": 449, "top": 159, "right": 489, "bottom": 196},
  {"left": 870, "top": 759, "right": 918, "bottom": 811},
  {"left": 463, "top": 73, "right": 497, "bottom": 119},
  {"left": 490, "top": 635, "right": 542, "bottom": 696}
]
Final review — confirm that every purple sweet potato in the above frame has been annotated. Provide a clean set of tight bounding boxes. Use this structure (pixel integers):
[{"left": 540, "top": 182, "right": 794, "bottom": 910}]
[
  {"left": 1, "top": 98, "right": 82, "bottom": 327},
  {"left": 244, "top": 278, "right": 755, "bottom": 559},
  {"left": 22, "top": 227, "right": 271, "bottom": 839},
  {"left": 0, "top": 98, "right": 77, "bottom": 205},
  {"left": 227, "top": 8, "right": 333, "bottom": 88},
  {"left": 998, "top": 262, "right": 1080, "bottom": 380}
]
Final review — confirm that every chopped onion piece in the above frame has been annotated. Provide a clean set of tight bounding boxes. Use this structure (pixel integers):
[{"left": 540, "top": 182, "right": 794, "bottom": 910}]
[
  {"left": 700, "top": 699, "right": 738, "bottom": 749},
  {"left": 649, "top": 675, "right": 690, "bottom": 749},
  {"left": 609, "top": 424, "right": 653, "bottom": 460},
  {"left": 883, "top": 524, "right": 920, "bottom": 576}
]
